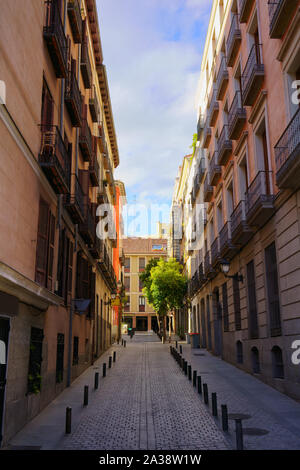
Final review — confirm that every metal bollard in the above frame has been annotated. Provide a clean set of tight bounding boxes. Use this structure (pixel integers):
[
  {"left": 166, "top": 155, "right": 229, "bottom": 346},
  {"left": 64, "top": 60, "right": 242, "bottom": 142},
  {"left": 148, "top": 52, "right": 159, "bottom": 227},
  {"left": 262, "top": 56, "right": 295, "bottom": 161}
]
[
  {"left": 83, "top": 385, "right": 89, "bottom": 406},
  {"left": 117, "top": 339, "right": 119, "bottom": 345},
  {"left": 122, "top": 339, "right": 124, "bottom": 346},
  {"left": 221, "top": 405, "right": 228, "bottom": 432},
  {"left": 235, "top": 419, "right": 244, "bottom": 450},
  {"left": 184, "top": 360, "right": 188, "bottom": 375},
  {"left": 94, "top": 372, "right": 99, "bottom": 390},
  {"left": 124, "top": 340, "right": 126, "bottom": 348},
  {"left": 113, "top": 351, "right": 116, "bottom": 362},
  {"left": 176, "top": 340, "right": 178, "bottom": 349},
  {"left": 193, "top": 370, "right": 197, "bottom": 387},
  {"left": 109, "top": 356, "right": 112, "bottom": 368},
  {"left": 188, "top": 365, "right": 192, "bottom": 381},
  {"left": 212, "top": 393, "right": 218, "bottom": 417},
  {"left": 103, "top": 363, "right": 106, "bottom": 377},
  {"left": 180, "top": 345, "right": 182, "bottom": 354},
  {"left": 203, "top": 383, "right": 209, "bottom": 404},
  {"left": 65, "top": 407, "right": 72, "bottom": 434},
  {"left": 181, "top": 357, "right": 185, "bottom": 371},
  {"left": 197, "top": 375, "right": 202, "bottom": 395}
]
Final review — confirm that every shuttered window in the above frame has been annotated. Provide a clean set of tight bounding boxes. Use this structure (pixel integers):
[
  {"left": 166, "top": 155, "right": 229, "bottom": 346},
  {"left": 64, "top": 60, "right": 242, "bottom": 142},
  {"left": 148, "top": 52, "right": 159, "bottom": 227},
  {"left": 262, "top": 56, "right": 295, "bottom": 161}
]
[
  {"left": 88, "top": 269, "right": 95, "bottom": 319},
  {"left": 56, "top": 230, "right": 73, "bottom": 305},
  {"left": 56, "top": 333, "right": 64, "bottom": 383},
  {"left": 222, "top": 282, "right": 229, "bottom": 332},
  {"left": 265, "top": 242, "right": 281, "bottom": 336},
  {"left": 233, "top": 277, "right": 241, "bottom": 330},
  {"left": 247, "top": 260, "right": 259, "bottom": 339},
  {"left": 73, "top": 336, "right": 79, "bottom": 365},
  {"left": 27, "top": 327, "right": 44, "bottom": 395},
  {"left": 35, "top": 199, "right": 55, "bottom": 290},
  {"left": 41, "top": 82, "right": 53, "bottom": 131}
]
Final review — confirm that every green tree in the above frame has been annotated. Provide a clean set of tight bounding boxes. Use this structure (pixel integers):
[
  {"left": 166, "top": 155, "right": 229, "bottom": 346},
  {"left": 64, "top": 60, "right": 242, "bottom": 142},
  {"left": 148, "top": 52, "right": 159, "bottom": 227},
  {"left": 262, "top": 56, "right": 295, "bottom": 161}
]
[
  {"left": 190, "top": 133, "right": 198, "bottom": 156},
  {"left": 141, "top": 258, "right": 187, "bottom": 341}
]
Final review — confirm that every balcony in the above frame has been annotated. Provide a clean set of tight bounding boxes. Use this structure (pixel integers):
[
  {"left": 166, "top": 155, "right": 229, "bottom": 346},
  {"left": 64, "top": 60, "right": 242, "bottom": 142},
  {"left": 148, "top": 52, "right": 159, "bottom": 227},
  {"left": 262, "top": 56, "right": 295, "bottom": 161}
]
[
  {"left": 98, "top": 243, "right": 117, "bottom": 292},
  {"left": 65, "top": 66, "right": 82, "bottom": 127},
  {"left": 226, "top": 14, "right": 241, "bottom": 67},
  {"left": 81, "top": 42, "right": 92, "bottom": 89},
  {"left": 209, "top": 152, "right": 222, "bottom": 186},
  {"left": 89, "top": 85, "right": 100, "bottom": 123},
  {"left": 228, "top": 91, "right": 246, "bottom": 140},
  {"left": 79, "top": 204, "right": 95, "bottom": 245},
  {"left": 198, "top": 262, "right": 206, "bottom": 286},
  {"left": 197, "top": 115, "right": 204, "bottom": 140},
  {"left": 64, "top": 174, "right": 85, "bottom": 223},
  {"left": 275, "top": 108, "right": 300, "bottom": 190},
  {"left": 204, "top": 251, "right": 215, "bottom": 279},
  {"left": 245, "top": 171, "right": 275, "bottom": 228},
  {"left": 198, "top": 157, "right": 206, "bottom": 183},
  {"left": 230, "top": 200, "right": 253, "bottom": 246},
  {"left": 268, "top": 0, "right": 298, "bottom": 38},
  {"left": 211, "top": 237, "right": 220, "bottom": 267},
  {"left": 241, "top": 44, "right": 264, "bottom": 106},
  {"left": 67, "top": 0, "right": 82, "bottom": 43},
  {"left": 43, "top": 0, "right": 68, "bottom": 78},
  {"left": 79, "top": 119, "right": 93, "bottom": 161},
  {"left": 203, "top": 117, "right": 212, "bottom": 149},
  {"left": 39, "top": 125, "right": 70, "bottom": 194},
  {"left": 217, "top": 125, "right": 232, "bottom": 166},
  {"left": 239, "top": 0, "right": 255, "bottom": 23},
  {"left": 89, "top": 237, "right": 101, "bottom": 260},
  {"left": 208, "top": 88, "right": 219, "bottom": 127},
  {"left": 203, "top": 173, "right": 213, "bottom": 202},
  {"left": 90, "top": 152, "right": 100, "bottom": 187},
  {"left": 216, "top": 56, "right": 229, "bottom": 100},
  {"left": 219, "top": 222, "right": 237, "bottom": 260}
]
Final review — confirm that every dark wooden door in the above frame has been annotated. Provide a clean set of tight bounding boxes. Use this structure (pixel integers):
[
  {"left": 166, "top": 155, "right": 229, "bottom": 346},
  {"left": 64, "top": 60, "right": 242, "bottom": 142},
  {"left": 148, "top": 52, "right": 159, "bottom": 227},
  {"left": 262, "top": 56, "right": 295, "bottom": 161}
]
[{"left": 0, "top": 318, "right": 10, "bottom": 445}]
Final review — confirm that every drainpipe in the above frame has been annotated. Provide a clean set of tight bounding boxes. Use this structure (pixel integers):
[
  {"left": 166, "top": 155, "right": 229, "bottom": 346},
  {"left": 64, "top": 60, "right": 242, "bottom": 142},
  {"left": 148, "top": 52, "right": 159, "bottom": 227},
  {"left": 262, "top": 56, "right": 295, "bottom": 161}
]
[{"left": 75, "top": 0, "right": 82, "bottom": 177}]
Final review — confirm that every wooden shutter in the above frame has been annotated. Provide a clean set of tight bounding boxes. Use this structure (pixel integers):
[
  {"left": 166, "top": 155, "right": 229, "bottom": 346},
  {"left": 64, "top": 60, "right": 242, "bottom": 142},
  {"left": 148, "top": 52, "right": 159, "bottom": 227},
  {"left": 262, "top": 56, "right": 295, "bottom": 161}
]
[
  {"left": 76, "top": 251, "right": 82, "bottom": 298},
  {"left": 35, "top": 199, "right": 50, "bottom": 287},
  {"left": 265, "top": 242, "right": 281, "bottom": 336},
  {"left": 41, "top": 83, "right": 53, "bottom": 131},
  {"left": 47, "top": 213, "right": 56, "bottom": 291},
  {"left": 78, "top": 169, "right": 89, "bottom": 205},
  {"left": 247, "top": 260, "right": 258, "bottom": 339},
  {"left": 88, "top": 269, "right": 96, "bottom": 318},
  {"left": 82, "top": 18, "right": 87, "bottom": 45},
  {"left": 67, "top": 240, "right": 74, "bottom": 301},
  {"left": 233, "top": 277, "right": 241, "bottom": 330},
  {"left": 82, "top": 258, "right": 89, "bottom": 299}
]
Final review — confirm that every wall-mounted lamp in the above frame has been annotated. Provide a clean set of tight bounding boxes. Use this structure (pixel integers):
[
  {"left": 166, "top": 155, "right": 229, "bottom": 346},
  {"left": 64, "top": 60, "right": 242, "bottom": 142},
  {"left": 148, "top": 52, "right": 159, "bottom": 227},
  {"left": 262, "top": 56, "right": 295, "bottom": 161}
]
[
  {"left": 104, "top": 292, "right": 117, "bottom": 306},
  {"left": 220, "top": 259, "right": 243, "bottom": 283}
]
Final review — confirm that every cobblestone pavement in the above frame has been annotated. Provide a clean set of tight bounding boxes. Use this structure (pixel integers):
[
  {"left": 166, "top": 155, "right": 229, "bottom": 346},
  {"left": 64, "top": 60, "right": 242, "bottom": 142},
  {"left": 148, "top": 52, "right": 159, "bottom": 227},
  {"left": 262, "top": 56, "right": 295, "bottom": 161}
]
[
  {"left": 61, "top": 335, "right": 230, "bottom": 450},
  {"left": 181, "top": 344, "right": 300, "bottom": 450}
]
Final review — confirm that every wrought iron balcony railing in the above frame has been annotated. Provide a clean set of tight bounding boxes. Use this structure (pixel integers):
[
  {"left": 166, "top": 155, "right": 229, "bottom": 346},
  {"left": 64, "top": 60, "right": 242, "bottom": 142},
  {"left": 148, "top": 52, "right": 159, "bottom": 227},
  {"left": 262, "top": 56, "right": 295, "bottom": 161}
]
[
  {"left": 79, "top": 118, "right": 93, "bottom": 161},
  {"left": 203, "top": 116, "right": 212, "bottom": 149},
  {"left": 268, "top": 0, "right": 298, "bottom": 38},
  {"left": 217, "top": 125, "right": 232, "bottom": 166},
  {"left": 211, "top": 237, "right": 220, "bottom": 267},
  {"left": 274, "top": 107, "right": 300, "bottom": 189},
  {"left": 239, "top": 0, "right": 255, "bottom": 23},
  {"left": 216, "top": 55, "right": 229, "bottom": 100},
  {"left": 89, "top": 85, "right": 100, "bottom": 123},
  {"left": 209, "top": 151, "right": 222, "bottom": 186},
  {"left": 64, "top": 173, "right": 85, "bottom": 223},
  {"left": 245, "top": 171, "right": 275, "bottom": 227},
  {"left": 203, "top": 173, "right": 213, "bottom": 202},
  {"left": 241, "top": 43, "right": 264, "bottom": 106},
  {"left": 226, "top": 14, "right": 241, "bottom": 67},
  {"left": 65, "top": 65, "right": 82, "bottom": 127},
  {"left": 197, "top": 114, "right": 204, "bottom": 140},
  {"left": 43, "top": 0, "right": 68, "bottom": 78},
  {"left": 81, "top": 42, "right": 92, "bottom": 89},
  {"left": 39, "top": 125, "right": 70, "bottom": 194},
  {"left": 208, "top": 88, "right": 219, "bottom": 127},
  {"left": 228, "top": 90, "right": 246, "bottom": 140},
  {"left": 67, "top": 0, "right": 82, "bottom": 44},
  {"left": 79, "top": 204, "right": 95, "bottom": 245}
]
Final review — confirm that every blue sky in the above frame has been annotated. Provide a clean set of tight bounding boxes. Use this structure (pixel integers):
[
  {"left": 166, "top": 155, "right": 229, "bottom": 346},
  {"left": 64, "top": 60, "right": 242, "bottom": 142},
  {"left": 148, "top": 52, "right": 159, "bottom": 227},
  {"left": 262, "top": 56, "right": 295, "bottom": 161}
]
[{"left": 96, "top": 0, "right": 212, "bottom": 234}]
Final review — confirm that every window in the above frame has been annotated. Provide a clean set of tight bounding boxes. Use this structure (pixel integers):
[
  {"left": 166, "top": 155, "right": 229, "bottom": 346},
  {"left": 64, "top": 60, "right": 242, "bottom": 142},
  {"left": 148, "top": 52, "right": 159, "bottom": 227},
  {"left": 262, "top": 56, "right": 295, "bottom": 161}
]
[
  {"left": 139, "top": 296, "right": 145, "bottom": 312},
  {"left": 124, "top": 257, "right": 130, "bottom": 272},
  {"left": 124, "top": 295, "right": 130, "bottom": 312},
  {"left": 238, "top": 156, "right": 248, "bottom": 200},
  {"left": 56, "top": 229, "right": 73, "bottom": 305},
  {"left": 201, "top": 299, "right": 207, "bottom": 348},
  {"left": 206, "top": 295, "right": 212, "bottom": 350},
  {"left": 222, "top": 282, "right": 229, "bottom": 332},
  {"left": 73, "top": 336, "right": 79, "bottom": 365},
  {"left": 251, "top": 347, "right": 260, "bottom": 374},
  {"left": 76, "top": 252, "right": 89, "bottom": 300},
  {"left": 272, "top": 346, "right": 284, "bottom": 379},
  {"left": 265, "top": 242, "right": 281, "bottom": 336},
  {"left": 247, "top": 260, "right": 259, "bottom": 339},
  {"left": 226, "top": 182, "right": 234, "bottom": 218},
  {"left": 236, "top": 341, "right": 243, "bottom": 364},
  {"left": 124, "top": 276, "right": 130, "bottom": 292},
  {"left": 233, "top": 277, "right": 241, "bottom": 330},
  {"left": 85, "top": 338, "right": 89, "bottom": 363},
  {"left": 41, "top": 81, "right": 54, "bottom": 131},
  {"left": 139, "top": 257, "right": 145, "bottom": 271},
  {"left": 139, "top": 277, "right": 143, "bottom": 292},
  {"left": 35, "top": 199, "right": 56, "bottom": 290},
  {"left": 217, "top": 201, "right": 223, "bottom": 232},
  {"left": 27, "top": 327, "right": 44, "bottom": 394},
  {"left": 56, "top": 333, "right": 65, "bottom": 383}
]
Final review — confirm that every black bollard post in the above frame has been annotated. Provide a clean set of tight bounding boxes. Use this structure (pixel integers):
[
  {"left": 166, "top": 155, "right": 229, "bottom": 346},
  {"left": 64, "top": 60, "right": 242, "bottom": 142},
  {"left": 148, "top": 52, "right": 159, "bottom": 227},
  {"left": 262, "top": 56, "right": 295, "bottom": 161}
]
[
  {"left": 180, "top": 345, "right": 182, "bottom": 354},
  {"left": 181, "top": 357, "right": 184, "bottom": 371},
  {"left": 184, "top": 360, "right": 188, "bottom": 375},
  {"left": 109, "top": 356, "right": 112, "bottom": 368},
  {"left": 103, "top": 363, "right": 106, "bottom": 377},
  {"left": 221, "top": 405, "right": 228, "bottom": 432},
  {"left": 193, "top": 370, "right": 197, "bottom": 387},
  {"left": 188, "top": 365, "right": 192, "bottom": 381},
  {"left": 83, "top": 385, "right": 89, "bottom": 406},
  {"left": 117, "top": 339, "right": 119, "bottom": 345},
  {"left": 94, "top": 372, "right": 99, "bottom": 390},
  {"left": 176, "top": 340, "right": 178, "bottom": 349},
  {"left": 113, "top": 351, "right": 116, "bottom": 363},
  {"left": 197, "top": 375, "right": 202, "bottom": 395},
  {"left": 212, "top": 393, "right": 218, "bottom": 417},
  {"left": 124, "top": 340, "right": 126, "bottom": 348},
  {"left": 65, "top": 407, "right": 72, "bottom": 434},
  {"left": 170, "top": 346, "right": 172, "bottom": 354},
  {"left": 235, "top": 419, "right": 244, "bottom": 450},
  {"left": 122, "top": 339, "right": 124, "bottom": 346},
  {"left": 203, "top": 383, "right": 209, "bottom": 404}
]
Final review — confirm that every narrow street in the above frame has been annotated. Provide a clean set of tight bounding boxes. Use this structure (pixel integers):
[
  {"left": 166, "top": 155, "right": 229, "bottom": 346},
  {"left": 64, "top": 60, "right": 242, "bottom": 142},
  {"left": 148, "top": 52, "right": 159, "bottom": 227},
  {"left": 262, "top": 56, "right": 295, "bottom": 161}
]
[{"left": 8, "top": 335, "right": 300, "bottom": 451}]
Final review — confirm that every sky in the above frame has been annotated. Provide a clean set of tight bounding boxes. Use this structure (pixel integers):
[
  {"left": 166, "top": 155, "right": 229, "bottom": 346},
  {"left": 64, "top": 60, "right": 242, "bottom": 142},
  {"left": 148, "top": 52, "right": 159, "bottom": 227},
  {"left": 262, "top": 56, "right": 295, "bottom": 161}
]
[{"left": 96, "top": 0, "right": 212, "bottom": 234}]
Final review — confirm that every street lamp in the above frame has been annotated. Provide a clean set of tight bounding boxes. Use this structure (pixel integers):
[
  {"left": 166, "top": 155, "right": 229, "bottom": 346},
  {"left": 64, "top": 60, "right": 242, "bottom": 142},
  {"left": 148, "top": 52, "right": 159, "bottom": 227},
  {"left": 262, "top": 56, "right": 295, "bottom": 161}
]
[{"left": 220, "top": 259, "right": 243, "bottom": 283}]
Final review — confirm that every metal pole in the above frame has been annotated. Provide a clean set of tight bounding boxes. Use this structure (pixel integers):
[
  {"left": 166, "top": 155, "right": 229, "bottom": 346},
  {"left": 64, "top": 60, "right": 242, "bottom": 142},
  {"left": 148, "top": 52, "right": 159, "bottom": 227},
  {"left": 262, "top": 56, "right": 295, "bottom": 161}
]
[
  {"left": 235, "top": 419, "right": 244, "bottom": 450},
  {"left": 212, "top": 393, "right": 218, "bottom": 417},
  {"left": 113, "top": 351, "right": 116, "bottom": 362},
  {"left": 109, "top": 356, "right": 112, "bottom": 368},
  {"left": 197, "top": 376, "right": 202, "bottom": 394},
  {"left": 180, "top": 345, "right": 182, "bottom": 354},
  {"left": 94, "top": 372, "right": 99, "bottom": 390},
  {"left": 203, "top": 383, "right": 208, "bottom": 404},
  {"left": 193, "top": 370, "right": 197, "bottom": 387},
  {"left": 188, "top": 365, "right": 192, "bottom": 381},
  {"left": 83, "top": 386, "right": 89, "bottom": 406},
  {"left": 65, "top": 407, "right": 72, "bottom": 434},
  {"left": 103, "top": 363, "right": 106, "bottom": 377},
  {"left": 221, "top": 405, "right": 228, "bottom": 432},
  {"left": 67, "top": 301, "right": 74, "bottom": 387}
]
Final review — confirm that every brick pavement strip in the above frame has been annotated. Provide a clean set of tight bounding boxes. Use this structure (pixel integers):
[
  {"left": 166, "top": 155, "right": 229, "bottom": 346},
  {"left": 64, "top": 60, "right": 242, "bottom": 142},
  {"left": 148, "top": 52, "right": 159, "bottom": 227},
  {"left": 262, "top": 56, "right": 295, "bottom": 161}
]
[{"left": 61, "top": 336, "right": 230, "bottom": 450}]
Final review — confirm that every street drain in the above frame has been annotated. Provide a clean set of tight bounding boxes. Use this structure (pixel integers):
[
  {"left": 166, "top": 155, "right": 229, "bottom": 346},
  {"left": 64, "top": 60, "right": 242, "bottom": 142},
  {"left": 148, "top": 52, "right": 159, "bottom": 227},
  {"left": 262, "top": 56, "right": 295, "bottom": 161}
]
[
  {"left": 228, "top": 413, "right": 252, "bottom": 420},
  {"left": 243, "top": 428, "right": 269, "bottom": 436}
]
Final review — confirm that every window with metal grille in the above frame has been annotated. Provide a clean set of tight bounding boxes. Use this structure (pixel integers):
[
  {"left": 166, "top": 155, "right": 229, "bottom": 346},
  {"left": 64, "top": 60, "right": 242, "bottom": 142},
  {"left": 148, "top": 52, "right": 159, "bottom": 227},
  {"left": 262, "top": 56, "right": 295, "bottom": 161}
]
[
  {"left": 247, "top": 260, "right": 259, "bottom": 339},
  {"left": 251, "top": 347, "right": 260, "bottom": 374},
  {"left": 272, "top": 346, "right": 284, "bottom": 379},
  {"left": 139, "top": 257, "right": 145, "bottom": 271},
  {"left": 236, "top": 341, "right": 243, "bottom": 364},
  {"left": 233, "top": 276, "right": 241, "bottom": 330},
  {"left": 56, "top": 333, "right": 65, "bottom": 383},
  {"left": 73, "top": 336, "right": 79, "bottom": 365},
  {"left": 139, "top": 296, "right": 145, "bottom": 312},
  {"left": 139, "top": 277, "right": 143, "bottom": 292},
  {"left": 265, "top": 242, "right": 281, "bottom": 336},
  {"left": 35, "top": 199, "right": 55, "bottom": 290},
  {"left": 27, "top": 327, "right": 44, "bottom": 395},
  {"left": 222, "top": 282, "right": 229, "bottom": 332},
  {"left": 124, "top": 276, "right": 130, "bottom": 292},
  {"left": 124, "top": 257, "right": 130, "bottom": 272}
]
